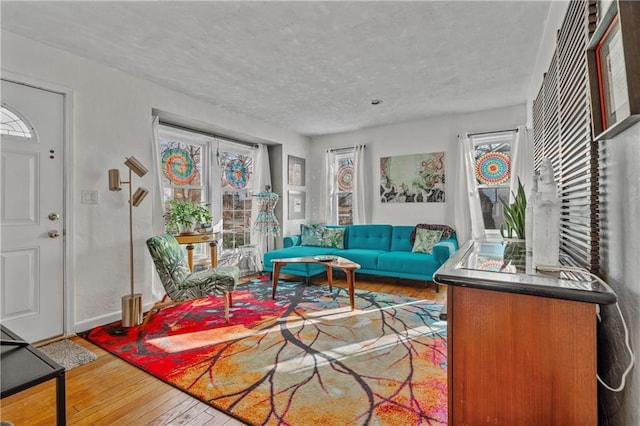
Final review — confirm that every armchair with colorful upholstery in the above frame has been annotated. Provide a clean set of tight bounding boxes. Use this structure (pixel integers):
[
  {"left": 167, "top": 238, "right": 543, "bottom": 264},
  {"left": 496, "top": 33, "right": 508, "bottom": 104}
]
[{"left": 145, "top": 234, "right": 240, "bottom": 324}]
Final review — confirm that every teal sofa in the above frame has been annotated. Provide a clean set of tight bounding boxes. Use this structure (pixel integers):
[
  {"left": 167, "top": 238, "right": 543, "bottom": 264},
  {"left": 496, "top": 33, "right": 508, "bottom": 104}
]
[{"left": 263, "top": 224, "right": 458, "bottom": 291}]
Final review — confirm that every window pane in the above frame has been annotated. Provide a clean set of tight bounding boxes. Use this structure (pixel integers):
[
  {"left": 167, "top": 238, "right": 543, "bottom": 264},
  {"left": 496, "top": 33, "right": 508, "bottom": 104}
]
[
  {"left": 163, "top": 188, "right": 203, "bottom": 205},
  {"left": 473, "top": 132, "right": 513, "bottom": 186},
  {"left": 338, "top": 193, "right": 353, "bottom": 225},
  {"left": 479, "top": 186, "right": 510, "bottom": 231},
  {"left": 220, "top": 151, "right": 253, "bottom": 190},
  {"left": 160, "top": 139, "right": 202, "bottom": 186},
  {"left": 222, "top": 189, "right": 252, "bottom": 249},
  {"left": 1, "top": 107, "right": 32, "bottom": 138},
  {"left": 337, "top": 157, "right": 353, "bottom": 192}
]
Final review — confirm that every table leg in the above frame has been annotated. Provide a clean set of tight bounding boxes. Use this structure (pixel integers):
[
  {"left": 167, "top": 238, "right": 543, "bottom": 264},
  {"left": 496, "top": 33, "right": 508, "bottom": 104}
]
[
  {"left": 347, "top": 269, "right": 355, "bottom": 311},
  {"left": 55, "top": 370, "right": 66, "bottom": 426},
  {"left": 186, "top": 244, "right": 195, "bottom": 271},
  {"left": 326, "top": 265, "right": 333, "bottom": 292},
  {"left": 209, "top": 241, "right": 218, "bottom": 268},
  {"left": 272, "top": 263, "right": 282, "bottom": 299}
]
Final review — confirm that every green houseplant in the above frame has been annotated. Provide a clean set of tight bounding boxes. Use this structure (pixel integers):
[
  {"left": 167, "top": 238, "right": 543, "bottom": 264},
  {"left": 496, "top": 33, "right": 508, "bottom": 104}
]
[
  {"left": 499, "top": 178, "right": 526, "bottom": 240},
  {"left": 164, "top": 200, "right": 212, "bottom": 235}
]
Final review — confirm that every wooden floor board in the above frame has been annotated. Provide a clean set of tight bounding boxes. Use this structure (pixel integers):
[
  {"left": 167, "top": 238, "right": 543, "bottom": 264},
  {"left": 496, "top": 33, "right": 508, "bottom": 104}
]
[{"left": 0, "top": 274, "right": 445, "bottom": 425}]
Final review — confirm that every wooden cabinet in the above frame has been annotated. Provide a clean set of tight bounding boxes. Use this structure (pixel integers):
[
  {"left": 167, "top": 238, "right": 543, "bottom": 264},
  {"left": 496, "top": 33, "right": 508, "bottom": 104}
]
[
  {"left": 447, "top": 286, "right": 597, "bottom": 425},
  {"left": 434, "top": 241, "right": 615, "bottom": 425}
]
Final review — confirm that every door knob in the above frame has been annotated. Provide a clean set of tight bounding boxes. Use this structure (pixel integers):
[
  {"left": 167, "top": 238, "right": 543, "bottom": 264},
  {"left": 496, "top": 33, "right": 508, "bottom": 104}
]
[
  {"left": 48, "top": 213, "right": 60, "bottom": 221},
  {"left": 48, "top": 230, "right": 60, "bottom": 238}
]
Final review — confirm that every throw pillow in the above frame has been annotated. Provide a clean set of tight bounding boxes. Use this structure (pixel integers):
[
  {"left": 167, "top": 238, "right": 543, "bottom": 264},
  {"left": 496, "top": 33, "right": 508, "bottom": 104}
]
[
  {"left": 320, "top": 227, "right": 345, "bottom": 248},
  {"left": 410, "top": 224, "right": 455, "bottom": 244},
  {"left": 412, "top": 229, "right": 443, "bottom": 254},
  {"left": 300, "top": 224, "right": 324, "bottom": 246}
]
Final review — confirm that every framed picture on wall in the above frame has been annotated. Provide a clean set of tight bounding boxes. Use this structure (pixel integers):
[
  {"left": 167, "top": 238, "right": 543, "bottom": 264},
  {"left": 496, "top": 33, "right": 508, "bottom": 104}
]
[
  {"left": 288, "top": 190, "right": 306, "bottom": 220},
  {"left": 288, "top": 155, "right": 306, "bottom": 186},
  {"left": 586, "top": 0, "right": 640, "bottom": 140}
]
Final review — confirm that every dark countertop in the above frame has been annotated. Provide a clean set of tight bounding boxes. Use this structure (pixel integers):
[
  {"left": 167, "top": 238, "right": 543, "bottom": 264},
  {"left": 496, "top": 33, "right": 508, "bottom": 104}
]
[{"left": 434, "top": 240, "right": 617, "bottom": 305}]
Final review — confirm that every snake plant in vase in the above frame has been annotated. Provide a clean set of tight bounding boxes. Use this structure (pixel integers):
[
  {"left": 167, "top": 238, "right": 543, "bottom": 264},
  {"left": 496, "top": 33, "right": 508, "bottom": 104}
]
[
  {"left": 500, "top": 178, "right": 526, "bottom": 240},
  {"left": 499, "top": 179, "right": 527, "bottom": 272}
]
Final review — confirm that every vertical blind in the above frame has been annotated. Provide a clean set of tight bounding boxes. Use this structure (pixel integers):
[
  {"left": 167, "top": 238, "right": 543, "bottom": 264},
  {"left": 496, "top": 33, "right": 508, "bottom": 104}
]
[{"left": 532, "top": 0, "right": 600, "bottom": 273}]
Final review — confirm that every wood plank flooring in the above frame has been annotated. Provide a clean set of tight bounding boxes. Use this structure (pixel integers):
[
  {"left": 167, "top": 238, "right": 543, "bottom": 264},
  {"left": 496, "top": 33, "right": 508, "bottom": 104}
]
[{"left": 0, "top": 274, "right": 445, "bottom": 425}]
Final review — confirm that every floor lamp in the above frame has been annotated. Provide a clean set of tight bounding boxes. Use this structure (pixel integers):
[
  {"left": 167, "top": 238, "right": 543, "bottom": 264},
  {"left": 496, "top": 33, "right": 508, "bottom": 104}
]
[{"left": 108, "top": 156, "right": 149, "bottom": 327}]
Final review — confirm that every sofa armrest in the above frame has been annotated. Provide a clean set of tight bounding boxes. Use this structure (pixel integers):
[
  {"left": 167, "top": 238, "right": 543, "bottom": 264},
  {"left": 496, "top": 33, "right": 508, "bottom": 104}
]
[
  {"left": 432, "top": 240, "right": 457, "bottom": 265},
  {"left": 284, "top": 234, "right": 301, "bottom": 248}
]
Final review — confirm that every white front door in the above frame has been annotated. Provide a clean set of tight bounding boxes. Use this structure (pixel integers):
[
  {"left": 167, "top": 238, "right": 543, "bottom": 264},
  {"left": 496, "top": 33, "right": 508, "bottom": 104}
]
[{"left": 1, "top": 79, "right": 65, "bottom": 343}]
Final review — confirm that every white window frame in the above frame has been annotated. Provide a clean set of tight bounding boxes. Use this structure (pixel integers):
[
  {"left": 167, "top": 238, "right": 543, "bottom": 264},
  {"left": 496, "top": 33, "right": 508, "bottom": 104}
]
[
  {"left": 471, "top": 130, "right": 516, "bottom": 239},
  {"left": 334, "top": 151, "right": 354, "bottom": 225},
  {"left": 217, "top": 141, "right": 255, "bottom": 251},
  {"left": 158, "top": 125, "right": 211, "bottom": 210}
]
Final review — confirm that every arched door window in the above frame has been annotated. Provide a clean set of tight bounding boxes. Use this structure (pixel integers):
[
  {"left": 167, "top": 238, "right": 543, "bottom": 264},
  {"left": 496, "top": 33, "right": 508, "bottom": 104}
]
[{"left": 1, "top": 105, "right": 34, "bottom": 139}]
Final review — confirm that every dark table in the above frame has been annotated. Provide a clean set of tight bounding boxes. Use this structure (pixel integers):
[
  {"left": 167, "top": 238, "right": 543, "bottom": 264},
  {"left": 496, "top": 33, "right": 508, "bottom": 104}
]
[{"left": 1, "top": 325, "right": 66, "bottom": 426}]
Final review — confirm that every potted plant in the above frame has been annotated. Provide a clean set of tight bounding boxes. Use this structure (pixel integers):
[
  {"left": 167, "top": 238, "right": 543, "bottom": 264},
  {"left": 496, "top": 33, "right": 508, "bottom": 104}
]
[
  {"left": 499, "top": 178, "right": 526, "bottom": 240},
  {"left": 499, "top": 179, "right": 527, "bottom": 272},
  {"left": 164, "top": 200, "right": 212, "bottom": 235}
]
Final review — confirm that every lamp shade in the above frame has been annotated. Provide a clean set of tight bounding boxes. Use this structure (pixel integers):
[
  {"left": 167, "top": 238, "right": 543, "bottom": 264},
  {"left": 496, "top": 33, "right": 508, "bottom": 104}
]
[
  {"left": 108, "top": 169, "right": 122, "bottom": 191},
  {"left": 132, "top": 187, "right": 149, "bottom": 207},
  {"left": 124, "top": 156, "right": 148, "bottom": 177}
]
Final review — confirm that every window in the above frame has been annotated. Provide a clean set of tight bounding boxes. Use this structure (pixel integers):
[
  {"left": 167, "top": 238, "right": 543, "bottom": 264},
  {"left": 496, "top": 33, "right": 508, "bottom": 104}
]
[
  {"left": 218, "top": 146, "right": 254, "bottom": 250},
  {"left": 1, "top": 106, "right": 33, "bottom": 139},
  {"left": 471, "top": 130, "right": 517, "bottom": 236},
  {"left": 336, "top": 152, "right": 354, "bottom": 225},
  {"left": 158, "top": 127, "right": 209, "bottom": 207}
]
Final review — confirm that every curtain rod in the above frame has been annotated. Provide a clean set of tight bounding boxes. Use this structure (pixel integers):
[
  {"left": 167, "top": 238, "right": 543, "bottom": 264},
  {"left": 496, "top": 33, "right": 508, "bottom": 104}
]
[
  {"left": 464, "top": 128, "right": 519, "bottom": 138},
  {"left": 329, "top": 144, "right": 366, "bottom": 153},
  {"left": 159, "top": 120, "right": 259, "bottom": 148}
]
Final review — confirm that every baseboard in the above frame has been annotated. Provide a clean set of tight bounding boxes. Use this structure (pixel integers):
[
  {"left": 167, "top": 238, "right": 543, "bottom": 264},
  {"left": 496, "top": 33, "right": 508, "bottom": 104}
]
[{"left": 73, "top": 301, "right": 156, "bottom": 333}]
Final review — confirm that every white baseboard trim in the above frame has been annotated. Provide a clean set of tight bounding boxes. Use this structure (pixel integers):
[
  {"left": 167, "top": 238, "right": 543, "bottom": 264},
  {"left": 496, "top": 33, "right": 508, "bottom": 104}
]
[{"left": 73, "top": 301, "right": 156, "bottom": 333}]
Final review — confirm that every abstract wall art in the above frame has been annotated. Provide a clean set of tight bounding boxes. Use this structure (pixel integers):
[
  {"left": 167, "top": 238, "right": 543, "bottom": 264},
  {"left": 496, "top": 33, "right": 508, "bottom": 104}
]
[{"left": 380, "top": 152, "right": 445, "bottom": 203}]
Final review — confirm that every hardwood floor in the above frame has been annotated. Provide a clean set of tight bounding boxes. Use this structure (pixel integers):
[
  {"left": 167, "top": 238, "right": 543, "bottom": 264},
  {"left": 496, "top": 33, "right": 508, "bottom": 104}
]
[{"left": 0, "top": 274, "right": 445, "bottom": 425}]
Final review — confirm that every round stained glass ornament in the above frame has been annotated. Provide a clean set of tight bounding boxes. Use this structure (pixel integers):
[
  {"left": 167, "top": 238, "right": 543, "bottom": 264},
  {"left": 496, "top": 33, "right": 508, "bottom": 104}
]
[
  {"left": 162, "top": 148, "right": 196, "bottom": 185},
  {"left": 337, "top": 164, "right": 353, "bottom": 191},
  {"left": 476, "top": 152, "right": 510, "bottom": 185},
  {"left": 225, "top": 158, "right": 249, "bottom": 189}
]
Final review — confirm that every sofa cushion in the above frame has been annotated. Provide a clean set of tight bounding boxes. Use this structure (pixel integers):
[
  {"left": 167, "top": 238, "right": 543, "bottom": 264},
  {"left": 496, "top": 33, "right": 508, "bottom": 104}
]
[
  {"left": 410, "top": 224, "right": 455, "bottom": 243},
  {"left": 300, "top": 224, "right": 324, "bottom": 246},
  {"left": 339, "top": 249, "right": 387, "bottom": 270},
  {"left": 412, "top": 229, "right": 443, "bottom": 254},
  {"left": 390, "top": 226, "right": 415, "bottom": 252},
  {"left": 347, "top": 225, "right": 392, "bottom": 251},
  {"left": 321, "top": 227, "right": 345, "bottom": 248},
  {"left": 377, "top": 251, "right": 442, "bottom": 276}
]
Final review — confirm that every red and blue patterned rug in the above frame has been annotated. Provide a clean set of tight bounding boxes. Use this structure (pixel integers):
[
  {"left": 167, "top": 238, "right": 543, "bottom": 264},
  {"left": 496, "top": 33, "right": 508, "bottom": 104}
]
[{"left": 81, "top": 280, "right": 447, "bottom": 425}]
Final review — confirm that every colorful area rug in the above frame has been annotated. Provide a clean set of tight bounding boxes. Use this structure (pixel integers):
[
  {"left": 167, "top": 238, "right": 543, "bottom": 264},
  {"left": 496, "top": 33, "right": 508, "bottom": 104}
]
[{"left": 81, "top": 280, "right": 447, "bottom": 425}]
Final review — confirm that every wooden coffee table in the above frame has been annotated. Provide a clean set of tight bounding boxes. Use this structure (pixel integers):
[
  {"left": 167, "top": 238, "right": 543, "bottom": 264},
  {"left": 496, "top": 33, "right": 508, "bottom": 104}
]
[{"left": 271, "top": 256, "right": 361, "bottom": 310}]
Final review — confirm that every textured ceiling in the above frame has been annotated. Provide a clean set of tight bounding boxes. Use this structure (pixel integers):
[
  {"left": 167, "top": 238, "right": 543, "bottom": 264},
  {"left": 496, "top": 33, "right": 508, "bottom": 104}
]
[{"left": 1, "top": 1, "right": 551, "bottom": 136}]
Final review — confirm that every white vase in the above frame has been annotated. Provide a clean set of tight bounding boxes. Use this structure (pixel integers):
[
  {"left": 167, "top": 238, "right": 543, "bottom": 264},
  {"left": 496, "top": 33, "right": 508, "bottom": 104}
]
[{"left": 178, "top": 222, "right": 196, "bottom": 235}]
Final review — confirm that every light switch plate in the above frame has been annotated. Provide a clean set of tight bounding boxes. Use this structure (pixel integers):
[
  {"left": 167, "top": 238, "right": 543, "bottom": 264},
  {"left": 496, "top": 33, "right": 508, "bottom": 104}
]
[{"left": 81, "top": 190, "right": 100, "bottom": 204}]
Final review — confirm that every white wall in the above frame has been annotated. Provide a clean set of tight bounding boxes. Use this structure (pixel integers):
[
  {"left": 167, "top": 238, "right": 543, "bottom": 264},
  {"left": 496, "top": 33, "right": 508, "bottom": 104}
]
[
  {"left": 307, "top": 104, "right": 526, "bottom": 231},
  {"left": 1, "top": 30, "right": 310, "bottom": 331},
  {"left": 598, "top": 123, "right": 640, "bottom": 425},
  {"left": 528, "top": 3, "right": 639, "bottom": 423}
]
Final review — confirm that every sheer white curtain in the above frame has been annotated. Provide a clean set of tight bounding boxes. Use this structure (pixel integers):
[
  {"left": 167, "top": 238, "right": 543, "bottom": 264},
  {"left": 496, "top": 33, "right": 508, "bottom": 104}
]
[
  {"left": 251, "top": 144, "right": 273, "bottom": 270},
  {"left": 453, "top": 134, "right": 485, "bottom": 244},
  {"left": 319, "top": 149, "right": 337, "bottom": 224},
  {"left": 351, "top": 145, "right": 368, "bottom": 224},
  {"left": 509, "top": 125, "right": 533, "bottom": 202},
  {"left": 150, "top": 116, "right": 165, "bottom": 299}
]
